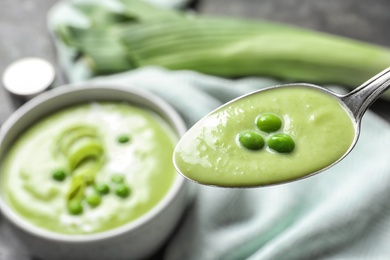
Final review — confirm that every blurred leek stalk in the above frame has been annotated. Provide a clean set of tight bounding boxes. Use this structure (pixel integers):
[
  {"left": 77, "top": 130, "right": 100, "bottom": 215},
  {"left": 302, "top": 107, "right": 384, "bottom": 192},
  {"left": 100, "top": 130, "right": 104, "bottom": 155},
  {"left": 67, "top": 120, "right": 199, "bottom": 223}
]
[{"left": 57, "top": 0, "right": 390, "bottom": 93}]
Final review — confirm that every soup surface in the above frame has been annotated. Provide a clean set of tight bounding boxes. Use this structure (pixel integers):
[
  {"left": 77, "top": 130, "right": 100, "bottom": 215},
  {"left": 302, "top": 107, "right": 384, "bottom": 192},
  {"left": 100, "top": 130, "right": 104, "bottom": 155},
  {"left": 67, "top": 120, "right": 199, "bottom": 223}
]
[
  {"left": 174, "top": 86, "right": 355, "bottom": 187},
  {"left": 1, "top": 102, "right": 177, "bottom": 234}
]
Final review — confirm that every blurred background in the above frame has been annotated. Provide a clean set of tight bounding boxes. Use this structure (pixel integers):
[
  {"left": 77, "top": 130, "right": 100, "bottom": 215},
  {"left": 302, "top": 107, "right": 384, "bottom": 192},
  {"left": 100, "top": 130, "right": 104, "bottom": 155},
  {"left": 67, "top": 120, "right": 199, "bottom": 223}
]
[
  {"left": 2, "top": 0, "right": 390, "bottom": 125},
  {"left": 1, "top": 0, "right": 390, "bottom": 259}
]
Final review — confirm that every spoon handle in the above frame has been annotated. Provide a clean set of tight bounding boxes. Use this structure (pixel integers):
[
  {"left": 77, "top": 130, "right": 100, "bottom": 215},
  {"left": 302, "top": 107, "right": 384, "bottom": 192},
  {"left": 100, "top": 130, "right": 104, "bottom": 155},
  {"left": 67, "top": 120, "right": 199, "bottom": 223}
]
[{"left": 341, "top": 67, "right": 390, "bottom": 120}]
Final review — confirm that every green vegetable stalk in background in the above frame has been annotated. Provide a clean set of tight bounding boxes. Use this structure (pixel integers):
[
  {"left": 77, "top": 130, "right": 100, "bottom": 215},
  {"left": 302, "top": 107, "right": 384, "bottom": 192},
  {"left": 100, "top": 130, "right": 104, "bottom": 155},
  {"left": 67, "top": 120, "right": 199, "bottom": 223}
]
[{"left": 56, "top": 0, "right": 390, "bottom": 88}]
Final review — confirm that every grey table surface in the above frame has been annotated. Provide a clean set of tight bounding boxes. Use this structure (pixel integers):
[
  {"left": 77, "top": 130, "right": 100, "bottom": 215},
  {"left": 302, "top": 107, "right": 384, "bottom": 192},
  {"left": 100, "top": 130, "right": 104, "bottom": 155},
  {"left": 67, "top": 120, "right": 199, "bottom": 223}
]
[{"left": 1, "top": 0, "right": 390, "bottom": 259}]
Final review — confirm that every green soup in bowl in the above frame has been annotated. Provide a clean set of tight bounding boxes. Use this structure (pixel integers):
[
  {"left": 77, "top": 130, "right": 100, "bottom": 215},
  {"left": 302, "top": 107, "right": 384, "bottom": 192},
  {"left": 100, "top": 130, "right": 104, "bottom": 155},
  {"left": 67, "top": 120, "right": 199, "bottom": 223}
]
[
  {"left": 0, "top": 85, "right": 188, "bottom": 260},
  {"left": 1, "top": 101, "right": 178, "bottom": 234}
]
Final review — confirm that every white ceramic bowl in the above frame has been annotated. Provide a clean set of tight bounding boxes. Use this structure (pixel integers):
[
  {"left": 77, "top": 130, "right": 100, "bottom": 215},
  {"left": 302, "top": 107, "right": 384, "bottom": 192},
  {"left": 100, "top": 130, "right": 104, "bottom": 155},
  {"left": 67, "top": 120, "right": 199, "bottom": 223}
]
[{"left": 0, "top": 84, "right": 189, "bottom": 260}]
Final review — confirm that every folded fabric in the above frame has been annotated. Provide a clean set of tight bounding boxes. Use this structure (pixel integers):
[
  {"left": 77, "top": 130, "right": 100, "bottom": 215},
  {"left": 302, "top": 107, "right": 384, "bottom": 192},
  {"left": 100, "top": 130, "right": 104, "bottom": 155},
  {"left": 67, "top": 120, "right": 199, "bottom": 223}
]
[
  {"left": 68, "top": 66, "right": 390, "bottom": 260},
  {"left": 46, "top": 1, "right": 390, "bottom": 259}
]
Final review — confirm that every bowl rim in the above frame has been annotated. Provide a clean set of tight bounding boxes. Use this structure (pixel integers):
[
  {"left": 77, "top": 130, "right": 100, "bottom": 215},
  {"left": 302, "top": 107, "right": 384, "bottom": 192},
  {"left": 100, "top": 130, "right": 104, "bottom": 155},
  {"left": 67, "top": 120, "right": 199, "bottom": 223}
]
[{"left": 0, "top": 84, "right": 188, "bottom": 243}]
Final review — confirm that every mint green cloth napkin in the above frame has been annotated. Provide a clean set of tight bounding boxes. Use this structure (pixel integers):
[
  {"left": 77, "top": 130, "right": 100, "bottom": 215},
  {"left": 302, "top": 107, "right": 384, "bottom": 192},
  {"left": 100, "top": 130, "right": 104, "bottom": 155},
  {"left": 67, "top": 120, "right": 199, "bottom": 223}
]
[
  {"left": 78, "top": 67, "right": 390, "bottom": 259},
  {"left": 48, "top": 1, "right": 390, "bottom": 259}
]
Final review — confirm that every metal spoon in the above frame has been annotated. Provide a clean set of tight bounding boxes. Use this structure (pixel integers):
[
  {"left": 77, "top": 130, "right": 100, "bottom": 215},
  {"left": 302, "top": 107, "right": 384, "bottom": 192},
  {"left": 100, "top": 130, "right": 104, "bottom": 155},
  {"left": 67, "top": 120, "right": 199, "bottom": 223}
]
[{"left": 173, "top": 67, "right": 390, "bottom": 188}]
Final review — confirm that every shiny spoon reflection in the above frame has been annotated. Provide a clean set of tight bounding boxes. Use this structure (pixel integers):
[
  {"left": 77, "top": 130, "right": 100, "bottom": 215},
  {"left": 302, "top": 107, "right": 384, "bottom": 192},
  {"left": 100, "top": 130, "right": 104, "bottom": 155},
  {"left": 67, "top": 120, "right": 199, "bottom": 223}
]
[{"left": 173, "top": 67, "right": 390, "bottom": 188}]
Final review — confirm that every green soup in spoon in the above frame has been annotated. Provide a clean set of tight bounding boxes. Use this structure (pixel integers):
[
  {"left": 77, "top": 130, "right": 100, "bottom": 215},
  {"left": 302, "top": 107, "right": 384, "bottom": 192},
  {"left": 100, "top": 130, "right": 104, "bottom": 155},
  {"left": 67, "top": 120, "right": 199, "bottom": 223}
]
[{"left": 173, "top": 68, "right": 390, "bottom": 188}]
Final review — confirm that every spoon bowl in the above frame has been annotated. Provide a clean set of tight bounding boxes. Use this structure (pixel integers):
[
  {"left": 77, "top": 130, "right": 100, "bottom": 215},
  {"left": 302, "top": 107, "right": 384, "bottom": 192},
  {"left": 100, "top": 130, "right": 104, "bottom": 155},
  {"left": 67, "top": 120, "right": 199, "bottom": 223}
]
[{"left": 173, "top": 67, "right": 390, "bottom": 188}]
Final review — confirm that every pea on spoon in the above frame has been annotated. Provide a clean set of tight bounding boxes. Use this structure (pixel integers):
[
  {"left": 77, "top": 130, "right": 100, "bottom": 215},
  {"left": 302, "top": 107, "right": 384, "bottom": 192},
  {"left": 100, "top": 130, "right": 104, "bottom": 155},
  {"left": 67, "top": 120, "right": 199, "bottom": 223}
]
[{"left": 173, "top": 67, "right": 390, "bottom": 188}]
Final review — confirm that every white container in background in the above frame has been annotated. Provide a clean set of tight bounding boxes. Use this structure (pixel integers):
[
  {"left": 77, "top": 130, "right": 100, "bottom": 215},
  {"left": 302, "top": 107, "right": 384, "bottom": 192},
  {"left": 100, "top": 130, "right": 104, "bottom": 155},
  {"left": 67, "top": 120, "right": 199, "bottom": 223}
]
[{"left": 2, "top": 57, "right": 55, "bottom": 99}]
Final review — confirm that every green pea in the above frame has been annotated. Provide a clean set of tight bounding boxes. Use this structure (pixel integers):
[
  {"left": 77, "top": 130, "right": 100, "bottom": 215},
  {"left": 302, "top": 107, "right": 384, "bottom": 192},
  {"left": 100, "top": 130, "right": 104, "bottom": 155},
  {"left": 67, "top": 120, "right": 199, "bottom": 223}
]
[
  {"left": 268, "top": 133, "right": 295, "bottom": 153},
  {"left": 115, "top": 184, "right": 131, "bottom": 198},
  {"left": 238, "top": 130, "right": 265, "bottom": 150},
  {"left": 117, "top": 135, "right": 130, "bottom": 144},
  {"left": 94, "top": 183, "right": 110, "bottom": 195},
  {"left": 67, "top": 200, "right": 83, "bottom": 215},
  {"left": 256, "top": 114, "right": 282, "bottom": 133},
  {"left": 86, "top": 193, "right": 101, "bottom": 208},
  {"left": 52, "top": 169, "right": 67, "bottom": 182},
  {"left": 111, "top": 174, "right": 125, "bottom": 183}
]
